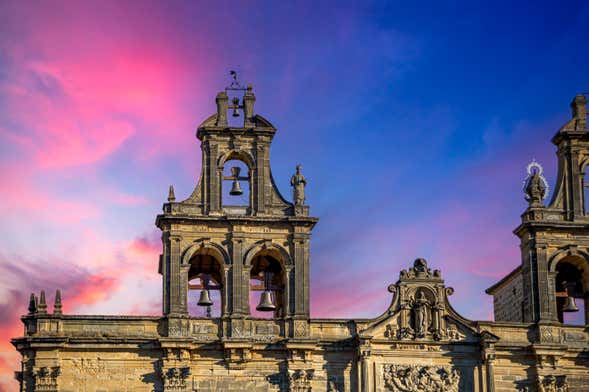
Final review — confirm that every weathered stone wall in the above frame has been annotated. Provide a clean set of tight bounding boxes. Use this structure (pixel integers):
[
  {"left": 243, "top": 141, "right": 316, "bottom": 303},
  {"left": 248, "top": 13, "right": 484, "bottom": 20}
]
[{"left": 491, "top": 271, "right": 524, "bottom": 322}]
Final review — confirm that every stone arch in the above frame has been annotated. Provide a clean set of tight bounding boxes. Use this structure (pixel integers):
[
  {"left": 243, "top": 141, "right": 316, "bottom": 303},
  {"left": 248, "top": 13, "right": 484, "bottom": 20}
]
[
  {"left": 217, "top": 149, "right": 255, "bottom": 170},
  {"left": 182, "top": 241, "right": 230, "bottom": 267},
  {"left": 547, "top": 246, "right": 589, "bottom": 274},
  {"left": 408, "top": 286, "right": 437, "bottom": 302},
  {"left": 244, "top": 241, "right": 292, "bottom": 318},
  {"left": 548, "top": 246, "right": 589, "bottom": 324},
  {"left": 243, "top": 241, "right": 293, "bottom": 266},
  {"left": 182, "top": 241, "right": 229, "bottom": 318}
]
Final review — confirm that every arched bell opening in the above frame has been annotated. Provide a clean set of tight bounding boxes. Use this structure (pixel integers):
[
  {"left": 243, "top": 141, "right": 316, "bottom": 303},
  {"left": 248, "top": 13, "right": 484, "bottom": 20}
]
[
  {"left": 554, "top": 256, "right": 588, "bottom": 325},
  {"left": 187, "top": 251, "right": 224, "bottom": 318},
  {"left": 249, "top": 251, "right": 285, "bottom": 319},
  {"left": 221, "top": 158, "right": 251, "bottom": 215}
]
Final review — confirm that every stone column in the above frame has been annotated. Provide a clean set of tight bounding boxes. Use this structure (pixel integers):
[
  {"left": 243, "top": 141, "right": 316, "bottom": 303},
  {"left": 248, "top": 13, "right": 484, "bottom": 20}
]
[
  {"left": 167, "top": 234, "right": 186, "bottom": 316},
  {"left": 293, "top": 233, "right": 309, "bottom": 317},
  {"left": 485, "top": 354, "right": 496, "bottom": 392},
  {"left": 254, "top": 143, "right": 266, "bottom": 215},
  {"left": 230, "top": 235, "right": 245, "bottom": 316},
  {"left": 283, "top": 265, "right": 292, "bottom": 317},
  {"left": 536, "top": 245, "right": 558, "bottom": 322},
  {"left": 222, "top": 266, "right": 230, "bottom": 317},
  {"left": 481, "top": 342, "right": 496, "bottom": 392},
  {"left": 571, "top": 150, "right": 584, "bottom": 219},
  {"left": 359, "top": 345, "right": 372, "bottom": 392},
  {"left": 207, "top": 144, "right": 220, "bottom": 214}
]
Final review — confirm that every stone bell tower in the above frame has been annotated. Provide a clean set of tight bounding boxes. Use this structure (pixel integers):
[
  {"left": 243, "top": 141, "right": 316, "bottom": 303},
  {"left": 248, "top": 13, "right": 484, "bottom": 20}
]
[
  {"left": 488, "top": 94, "right": 589, "bottom": 325},
  {"left": 155, "top": 76, "right": 317, "bottom": 339}
]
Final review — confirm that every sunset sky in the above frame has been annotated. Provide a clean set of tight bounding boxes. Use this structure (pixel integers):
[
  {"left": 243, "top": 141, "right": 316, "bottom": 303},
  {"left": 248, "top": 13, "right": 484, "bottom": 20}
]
[{"left": 1, "top": 1, "right": 588, "bottom": 390}]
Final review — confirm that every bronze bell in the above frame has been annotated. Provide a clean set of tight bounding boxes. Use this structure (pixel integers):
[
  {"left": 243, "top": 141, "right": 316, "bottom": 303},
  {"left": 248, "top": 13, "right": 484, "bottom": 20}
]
[
  {"left": 230, "top": 179, "right": 243, "bottom": 196},
  {"left": 562, "top": 295, "right": 579, "bottom": 312},
  {"left": 256, "top": 290, "right": 276, "bottom": 312},
  {"left": 197, "top": 289, "right": 213, "bottom": 307},
  {"left": 229, "top": 167, "right": 243, "bottom": 196},
  {"left": 232, "top": 97, "right": 240, "bottom": 117}
]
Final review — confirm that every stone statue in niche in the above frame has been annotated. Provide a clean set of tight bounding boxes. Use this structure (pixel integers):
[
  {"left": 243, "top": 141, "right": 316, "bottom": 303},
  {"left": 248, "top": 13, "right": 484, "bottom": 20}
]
[
  {"left": 413, "top": 291, "right": 430, "bottom": 338},
  {"left": 291, "top": 164, "right": 307, "bottom": 206}
]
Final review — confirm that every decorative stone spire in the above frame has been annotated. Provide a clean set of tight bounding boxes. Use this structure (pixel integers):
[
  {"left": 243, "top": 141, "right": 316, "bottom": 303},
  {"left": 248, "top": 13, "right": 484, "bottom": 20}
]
[
  {"left": 28, "top": 293, "right": 37, "bottom": 315},
  {"left": 571, "top": 94, "right": 587, "bottom": 132},
  {"left": 168, "top": 185, "right": 176, "bottom": 202},
  {"left": 53, "top": 289, "right": 62, "bottom": 315},
  {"left": 243, "top": 83, "right": 256, "bottom": 126},
  {"left": 38, "top": 290, "right": 47, "bottom": 315},
  {"left": 523, "top": 160, "right": 548, "bottom": 207}
]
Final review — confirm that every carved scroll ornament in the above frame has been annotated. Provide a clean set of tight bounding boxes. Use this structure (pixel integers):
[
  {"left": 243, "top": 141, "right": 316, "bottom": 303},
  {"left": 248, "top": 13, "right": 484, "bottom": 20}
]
[{"left": 383, "top": 364, "right": 460, "bottom": 392}]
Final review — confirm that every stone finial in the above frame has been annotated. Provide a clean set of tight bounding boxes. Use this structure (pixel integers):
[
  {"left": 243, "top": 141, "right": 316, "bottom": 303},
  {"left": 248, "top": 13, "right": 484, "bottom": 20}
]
[
  {"left": 168, "top": 185, "right": 176, "bottom": 202},
  {"left": 243, "top": 83, "right": 256, "bottom": 125},
  {"left": 53, "top": 289, "right": 62, "bottom": 315},
  {"left": 28, "top": 293, "right": 37, "bottom": 315},
  {"left": 215, "top": 91, "right": 229, "bottom": 127},
  {"left": 38, "top": 290, "right": 47, "bottom": 314},
  {"left": 523, "top": 160, "right": 548, "bottom": 207},
  {"left": 571, "top": 94, "right": 587, "bottom": 131}
]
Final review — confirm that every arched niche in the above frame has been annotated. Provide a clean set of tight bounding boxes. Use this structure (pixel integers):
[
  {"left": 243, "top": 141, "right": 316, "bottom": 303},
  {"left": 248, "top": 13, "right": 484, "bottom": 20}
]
[
  {"left": 549, "top": 249, "right": 589, "bottom": 325},
  {"left": 184, "top": 245, "right": 226, "bottom": 318},
  {"left": 245, "top": 245, "right": 289, "bottom": 319},
  {"left": 219, "top": 151, "right": 253, "bottom": 215},
  {"left": 408, "top": 287, "right": 437, "bottom": 338}
]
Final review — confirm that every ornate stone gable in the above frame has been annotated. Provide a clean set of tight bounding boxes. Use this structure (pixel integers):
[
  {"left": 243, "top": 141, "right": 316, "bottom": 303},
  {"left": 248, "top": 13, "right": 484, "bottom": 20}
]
[{"left": 361, "top": 259, "right": 478, "bottom": 343}]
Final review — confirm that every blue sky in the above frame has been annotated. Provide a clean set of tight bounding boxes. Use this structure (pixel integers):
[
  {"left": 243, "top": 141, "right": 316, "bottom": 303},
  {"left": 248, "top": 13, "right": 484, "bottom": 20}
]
[{"left": 0, "top": 1, "right": 588, "bottom": 387}]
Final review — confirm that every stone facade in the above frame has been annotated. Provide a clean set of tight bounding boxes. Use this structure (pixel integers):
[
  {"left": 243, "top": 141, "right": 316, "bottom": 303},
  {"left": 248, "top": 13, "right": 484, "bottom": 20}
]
[{"left": 11, "top": 84, "right": 589, "bottom": 391}]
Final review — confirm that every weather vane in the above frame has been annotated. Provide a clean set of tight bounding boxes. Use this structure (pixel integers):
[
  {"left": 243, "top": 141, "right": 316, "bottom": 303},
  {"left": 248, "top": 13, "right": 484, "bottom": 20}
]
[{"left": 227, "top": 69, "right": 246, "bottom": 91}]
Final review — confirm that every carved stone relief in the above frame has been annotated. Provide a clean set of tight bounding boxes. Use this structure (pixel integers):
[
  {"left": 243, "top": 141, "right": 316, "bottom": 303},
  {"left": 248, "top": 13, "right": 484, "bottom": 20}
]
[
  {"left": 538, "top": 375, "right": 568, "bottom": 392},
  {"left": 294, "top": 320, "right": 309, "bottom": 337},
  {"left": 158, "top": 365, "right": 191, "bottom": 392},
  {"left": 383, "top": 364, "right": 460, "bottom": 392},
  {"left": 446, "top": 323, "right": 466, "bottom": 341},
  {"left": 33, "top": 366, "right": 61, "bottom": 392},
  {"left": 288, "top": 369, "right": 314, "bottom": 392}
]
